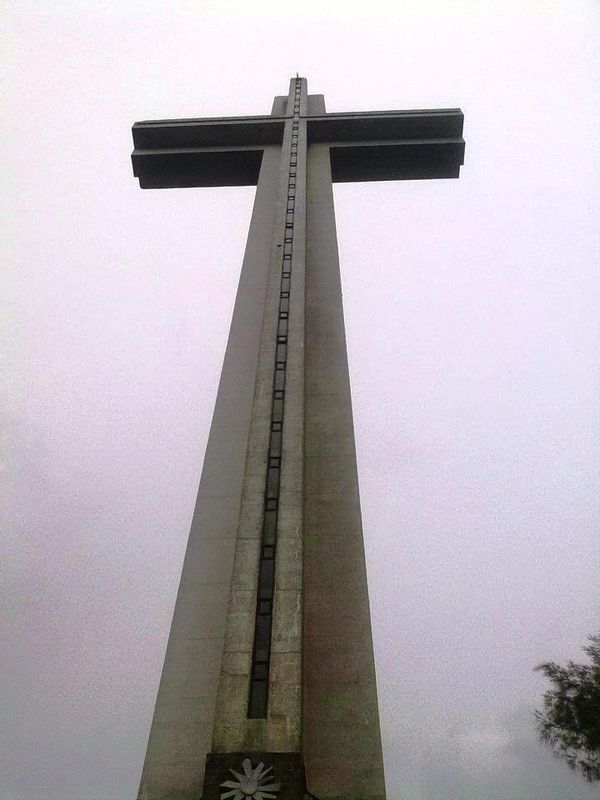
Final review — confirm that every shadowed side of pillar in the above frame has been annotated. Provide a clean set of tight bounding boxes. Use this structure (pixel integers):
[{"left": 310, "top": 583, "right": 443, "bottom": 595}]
[{"left": 303, "top": 129, "right": 387, "bottom": 797}]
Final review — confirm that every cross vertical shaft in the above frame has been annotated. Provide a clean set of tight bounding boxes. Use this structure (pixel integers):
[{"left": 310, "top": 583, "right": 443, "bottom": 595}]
[{"left": 132, "top": 77, "right": 464, "bottom": 800}]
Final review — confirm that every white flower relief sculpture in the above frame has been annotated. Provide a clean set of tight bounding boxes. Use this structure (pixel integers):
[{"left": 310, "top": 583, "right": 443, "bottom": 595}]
[{"left": 219, "top": 758, "right": 281, "bottom": 799}]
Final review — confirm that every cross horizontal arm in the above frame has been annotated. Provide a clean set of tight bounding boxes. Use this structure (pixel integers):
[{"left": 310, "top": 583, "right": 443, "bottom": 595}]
[
  {"left": 132, "top": 116, "right": 284, "bottom": 188},
  {"left": 132, "top": 116, "right": 284, "bottom": 149},
  {"left": 132, "top": 145, "right": 264, "bottom": 188},
  {"left": 307, "top": 108, "right": 463, "bottom": 143},
  {"left": 131, "top": 103, "right": 464, "bottom": 188},
  {"left": 329, "top": 138, "right": 464, "bottom": 182},
  {"left": 311, "top": 109, "right": 464, "bottom": 182}
]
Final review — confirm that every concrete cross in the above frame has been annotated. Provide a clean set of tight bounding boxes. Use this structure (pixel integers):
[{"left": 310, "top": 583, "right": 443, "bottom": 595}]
[{"left": 131, "top": 78, "right": 464, "bottom": 800}]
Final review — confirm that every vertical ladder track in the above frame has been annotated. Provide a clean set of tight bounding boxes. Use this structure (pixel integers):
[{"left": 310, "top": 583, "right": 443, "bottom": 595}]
[{"left": 247, "top": 78, "right": 303, "bottom": 718}]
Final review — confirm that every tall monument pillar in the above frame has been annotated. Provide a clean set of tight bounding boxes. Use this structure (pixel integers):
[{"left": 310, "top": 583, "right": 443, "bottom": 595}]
[{"left": 132, "top": 77, "right": 464, "bottom": 800}]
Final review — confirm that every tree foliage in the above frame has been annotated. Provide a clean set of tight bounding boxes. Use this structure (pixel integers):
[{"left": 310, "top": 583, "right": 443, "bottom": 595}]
[{"left": 535, "top": 633, "right": 600, "bottom": 782}]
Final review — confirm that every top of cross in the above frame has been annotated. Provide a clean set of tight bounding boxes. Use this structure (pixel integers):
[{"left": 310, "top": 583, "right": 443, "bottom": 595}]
[{"left": 132, "top": 77, "right": 464, "bottom": 189}]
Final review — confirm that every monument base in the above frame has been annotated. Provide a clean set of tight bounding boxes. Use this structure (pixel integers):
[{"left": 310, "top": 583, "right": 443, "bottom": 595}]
[{"left": 202, "top": 752, "right": 306, "bottom": 799}]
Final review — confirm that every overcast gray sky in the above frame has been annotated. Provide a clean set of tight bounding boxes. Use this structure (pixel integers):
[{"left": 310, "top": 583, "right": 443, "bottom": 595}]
[{"left": 3, "top": 2, "right": 599, "bottom": 799}]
